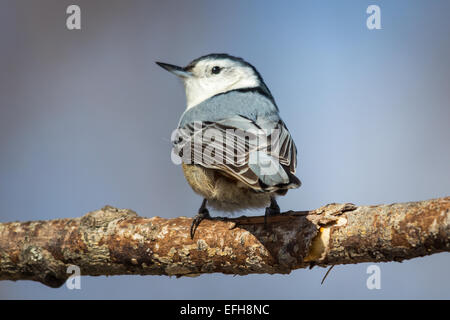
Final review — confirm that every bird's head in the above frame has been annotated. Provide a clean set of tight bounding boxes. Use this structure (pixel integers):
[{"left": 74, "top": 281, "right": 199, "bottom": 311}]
[{"left": 156, "top": 54, "right": 272, "bottom": 109}]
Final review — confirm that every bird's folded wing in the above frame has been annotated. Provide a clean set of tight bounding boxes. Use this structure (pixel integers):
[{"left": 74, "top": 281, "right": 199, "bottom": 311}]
[{"left": 173, "top": 116, "right": 300, "bottom": 192}]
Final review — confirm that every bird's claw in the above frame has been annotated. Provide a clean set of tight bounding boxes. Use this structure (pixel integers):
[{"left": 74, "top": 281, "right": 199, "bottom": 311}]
[
  {"left": 190, "top": 208, "right": 210, "bottom": 239},
  {"left": 264, "top": 204, "right": 280, "bottom": 229}
]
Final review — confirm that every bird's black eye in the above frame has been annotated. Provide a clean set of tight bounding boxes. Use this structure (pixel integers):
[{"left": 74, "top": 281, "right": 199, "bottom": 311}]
[{"left": 211, "top": 66, "right": 222, "bottom": 74}]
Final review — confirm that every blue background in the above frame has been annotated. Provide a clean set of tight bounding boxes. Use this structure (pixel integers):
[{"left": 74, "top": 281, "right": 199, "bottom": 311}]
[{"left": 0, "top": 0, "right": 449, "bottom": 299}]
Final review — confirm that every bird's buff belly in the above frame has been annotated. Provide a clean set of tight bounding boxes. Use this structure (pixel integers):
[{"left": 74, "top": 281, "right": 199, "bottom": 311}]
[{"left": 182, "top": 163, "right": 272, "bottom": 212}]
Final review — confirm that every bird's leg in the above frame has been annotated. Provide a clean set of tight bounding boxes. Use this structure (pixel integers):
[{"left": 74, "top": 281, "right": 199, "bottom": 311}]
[
  {"left": 190, "top": 198, "right": 211, "bottom": 239},
  {"left": 264, "top": 196, "right": 281, "bottom": 228}
]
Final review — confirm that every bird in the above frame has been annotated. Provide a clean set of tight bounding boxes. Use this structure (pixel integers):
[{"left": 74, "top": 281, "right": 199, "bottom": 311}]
[{"left": 156, "top": 54, "right": 301, "bottom": 238}]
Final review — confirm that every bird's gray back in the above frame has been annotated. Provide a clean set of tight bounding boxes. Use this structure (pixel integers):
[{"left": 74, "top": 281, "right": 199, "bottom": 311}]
[{"left": 178, "top": 89, "right": 280, "bottom": 127}]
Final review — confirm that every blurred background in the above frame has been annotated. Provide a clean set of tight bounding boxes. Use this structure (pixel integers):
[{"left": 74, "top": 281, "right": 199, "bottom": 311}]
[{"left": 0, "top": 0, "right": 449, "bottom": 299}]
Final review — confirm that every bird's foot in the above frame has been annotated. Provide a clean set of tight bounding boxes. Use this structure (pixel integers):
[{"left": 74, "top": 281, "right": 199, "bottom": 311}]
[
  {"left": 264, "top": 200, "right": 281, "bottom": 229},
  {"left": 190, "top": 208, "right": 211, "bottom": 239}
]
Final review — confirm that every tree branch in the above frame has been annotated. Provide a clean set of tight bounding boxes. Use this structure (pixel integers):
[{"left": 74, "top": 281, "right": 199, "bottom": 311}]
[{"left": 0, "top": 197, "right": 448, "bottom": 287}]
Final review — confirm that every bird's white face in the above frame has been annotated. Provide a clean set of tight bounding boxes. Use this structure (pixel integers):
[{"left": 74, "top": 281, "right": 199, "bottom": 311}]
[{"left": 183, "top": 58, "right": 261, "bottom": 109}]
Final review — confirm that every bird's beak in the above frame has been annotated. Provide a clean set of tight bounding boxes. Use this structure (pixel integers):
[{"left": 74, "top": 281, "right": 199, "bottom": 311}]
[{"left": 155, "top": 62, "right": 192, "bottom": 78}]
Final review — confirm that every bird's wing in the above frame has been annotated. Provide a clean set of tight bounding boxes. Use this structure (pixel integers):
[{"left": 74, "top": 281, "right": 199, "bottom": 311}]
[{"left": 173, "top": 115, "right": 301, "bottom": 192}]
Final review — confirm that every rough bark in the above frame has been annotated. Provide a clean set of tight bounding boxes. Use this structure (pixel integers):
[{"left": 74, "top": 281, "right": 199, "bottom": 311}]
[{"left": 0, "top": 197, "right": 448, "bottom": 288}]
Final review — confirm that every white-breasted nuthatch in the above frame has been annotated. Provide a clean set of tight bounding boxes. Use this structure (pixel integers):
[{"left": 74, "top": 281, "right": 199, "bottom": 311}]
[{"left": 156, "top": 54, "right": 301, "bottom": 238}]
